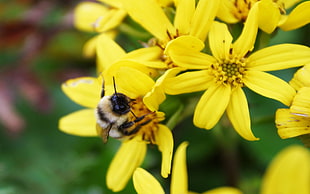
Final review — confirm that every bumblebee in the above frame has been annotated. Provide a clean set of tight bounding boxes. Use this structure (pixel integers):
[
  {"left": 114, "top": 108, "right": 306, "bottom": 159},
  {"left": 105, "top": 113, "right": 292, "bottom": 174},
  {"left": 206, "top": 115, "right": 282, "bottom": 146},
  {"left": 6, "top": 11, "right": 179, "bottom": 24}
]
[{"left": 95, "top": 78, "right": 151, "bottom": 143}]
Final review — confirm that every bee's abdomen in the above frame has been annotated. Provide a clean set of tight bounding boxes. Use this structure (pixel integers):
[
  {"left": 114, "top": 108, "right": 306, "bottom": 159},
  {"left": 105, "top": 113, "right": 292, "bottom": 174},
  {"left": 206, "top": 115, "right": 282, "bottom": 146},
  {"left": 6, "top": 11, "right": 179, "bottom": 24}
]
[{"left": 97, "top": 107, "right": 110, "bottom": 123}]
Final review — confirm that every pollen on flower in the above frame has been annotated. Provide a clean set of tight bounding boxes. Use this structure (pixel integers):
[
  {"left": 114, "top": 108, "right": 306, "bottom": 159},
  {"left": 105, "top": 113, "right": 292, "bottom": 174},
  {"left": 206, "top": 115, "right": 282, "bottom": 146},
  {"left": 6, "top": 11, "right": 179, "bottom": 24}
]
[
  {"left": 232, "top": 0, "right": 285, "bottom": 21},
  {"left": 210, "top": 57, "right": 246, "bottom": 87},
  {"left": 129, "top": 97, "right": 165, "bottom": 144}
]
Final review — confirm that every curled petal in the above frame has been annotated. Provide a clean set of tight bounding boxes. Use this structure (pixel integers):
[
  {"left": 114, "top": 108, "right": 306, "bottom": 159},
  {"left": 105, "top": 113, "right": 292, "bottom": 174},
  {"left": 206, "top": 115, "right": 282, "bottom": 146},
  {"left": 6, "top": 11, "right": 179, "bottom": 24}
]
[
  {"left": 194, "top": 84, "right": 231, "bottom": 129},
  {"left": 74, "top": 2, "right": 108, "bottom": 32},
  {"left": 165, "top": 35, "right": 205, "bottom": 54},
  {"left": 61, "top": 77, "right": 101, "bottom": 108},
  {"left": 261, "top": 145, "right": 310, "bottom": 194},
  {"left": 144, "top": 68, "right": 182, "bottom": 111},
  {"left": 247, "top": 44, "right": 310, "bottom": 71},
  {"left": 125, "top": 46, "right": 163, "bottom": 62},
  {"left": 244, "top": 71, "right": 296, "bottom": 106},
  {"left": 166, "top": 36, "right": 216, "bottom": 69},
  {"left": 107, "top": 139, "right": 147, "bottom": 192},
  {"left": 257, "top": 0, "right": 281, "bottom": 33},
  {"left": 171, "top": 142, "right": 189, "bottom": 194},
  {"left": 276, "top": 108, "right": 310, "bottom": 139},
  {"left": 95, "top": 9, "right": 126, "bottom": 32},
  {"left": 291, "top": 87, "right": 310, "bottom": 117},
  {"left": 114, "top": 66, "right": 155, "bottom": 98},
  {"left": 226, "top": 87, "right": 259, "bottom": 141},
  {"left": 133, "top": 168, "right": 164, "bottom": 194},
  {"left": 58, "top": 109, "right": 97, "bottom": 137},
  {"left": 290, "top": 64, "right": 310, "bottom": 90},
  {"left": 156, "top": 124, "right": 174, "bottom": 178},
  {"left": 279, "top": 1, "right": 310, "bottom": 31}
]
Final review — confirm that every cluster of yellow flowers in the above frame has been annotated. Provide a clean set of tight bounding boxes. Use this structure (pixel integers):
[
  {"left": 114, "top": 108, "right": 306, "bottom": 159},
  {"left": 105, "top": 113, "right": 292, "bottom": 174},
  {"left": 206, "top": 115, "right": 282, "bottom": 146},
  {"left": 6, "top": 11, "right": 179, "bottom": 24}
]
[{"left": 59, "top": 0, "right": 310, "bottom": 193}]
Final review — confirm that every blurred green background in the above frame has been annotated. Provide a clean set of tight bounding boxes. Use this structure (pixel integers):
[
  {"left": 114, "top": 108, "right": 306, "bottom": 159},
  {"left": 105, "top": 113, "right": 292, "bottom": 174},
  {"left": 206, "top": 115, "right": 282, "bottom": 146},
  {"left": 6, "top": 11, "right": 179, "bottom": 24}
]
[{"left": 0, "top": 0, "right": 309, "bottom": 193}]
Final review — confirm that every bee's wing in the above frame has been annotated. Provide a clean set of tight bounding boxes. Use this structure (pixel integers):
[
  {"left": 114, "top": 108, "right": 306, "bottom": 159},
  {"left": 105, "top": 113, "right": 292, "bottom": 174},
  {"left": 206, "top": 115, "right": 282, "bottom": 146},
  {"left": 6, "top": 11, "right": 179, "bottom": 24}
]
[{"left": 96, "top": 123, "right": 109, "bottom": 143}]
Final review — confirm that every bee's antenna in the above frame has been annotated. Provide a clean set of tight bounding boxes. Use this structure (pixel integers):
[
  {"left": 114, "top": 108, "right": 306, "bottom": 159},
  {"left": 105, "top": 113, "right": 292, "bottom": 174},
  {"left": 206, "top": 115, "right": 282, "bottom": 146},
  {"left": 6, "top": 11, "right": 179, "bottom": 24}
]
[{"left": 112, "top": 76, "right": 118, "bottom": 95}]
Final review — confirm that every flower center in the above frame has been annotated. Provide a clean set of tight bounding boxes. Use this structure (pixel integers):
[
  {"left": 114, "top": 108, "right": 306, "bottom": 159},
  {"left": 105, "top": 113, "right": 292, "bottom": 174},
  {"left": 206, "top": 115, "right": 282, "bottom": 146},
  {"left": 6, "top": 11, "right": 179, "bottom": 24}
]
[
  {"left": 211, "top": 58, "right": 246, "bottom": 87},
  {"left": 146, "top": 30, "right": 180, "bottom": 69},
  {"left": 129, "top": 97, "right": 164, "bottom": 144},
  {"left": 232, "top": 0, "right": 285, "bottom": 21}
]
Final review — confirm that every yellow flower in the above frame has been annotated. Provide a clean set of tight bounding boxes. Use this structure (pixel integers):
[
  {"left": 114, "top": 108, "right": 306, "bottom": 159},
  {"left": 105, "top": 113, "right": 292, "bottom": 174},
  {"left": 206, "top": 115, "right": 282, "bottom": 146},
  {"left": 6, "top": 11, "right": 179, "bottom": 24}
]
[
  {"left": 276, "top": 65, "right": 310, "bottom": 142},
  {"left": 261, "top": 145, "right": 310, "bottom": 194},
  {"left": 73, "top": 0, "right": 126, "bottom": 57},
  {"left": 97, "top": 0, "right": 220, "bottom": 111},
  {"left": 58, "top": 74, "right": 173, "bottom": 192},
  {"left": 217, "top": 0, "right": 310, "bottom": 33},
  {"left": 74, "top": 0, "right": 126, "bottom": 33},
  {"left": 164, "top": 5, "right": 310, "bottom": 141},
  {"left": 119, "top": 0, "right": 220, "bottom": 45},
  {"left": 134, "top": 143, "right": 310, "bottom": 194},
  {"left": 133, "top": 142, "right": 242, "bottom": 194}
]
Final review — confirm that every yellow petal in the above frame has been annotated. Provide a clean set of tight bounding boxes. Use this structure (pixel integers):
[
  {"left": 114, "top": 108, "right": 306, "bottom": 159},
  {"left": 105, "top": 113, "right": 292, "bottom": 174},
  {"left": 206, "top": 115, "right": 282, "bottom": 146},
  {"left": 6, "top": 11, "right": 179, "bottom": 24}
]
[
  {"left": 290, "top": 65, "right": 310, "bottom": 90},
  {"left": 247, "top": 44, "right": 310, "bottom": 71},
  {"left": 125, "top": 46, "right": 163, "bottom": 61},
  {"left": 194, "top": 84, "right": 231, "bottom": 129},
  {"left": 281, "top": 0, "right": 302, "bottom": 9},
  {"left": 257, "top": 0, "right": 281, "bottom": 33},
  {"left": 209, "top": 21, "right": 233, "bottom": 61},
  {"left": 166, "top": 36, "right": 216, "bottom": 69},
  {"left": 156, "top": 124, "right": 174, "bottom": 178},
  {"left": 58, "top": 109, "right": 98, "bottom": 136},
  {"left": 171, "top": 142, "right": 189, "bottom": 194},
  {"left": 244, "top": 71, "right": 296, "bottom": 106},
  {"left": 276, "top": 108, "right": 310, "bottom": 139},
  {"left": 114, "top": 66, "right": 155, "bottom": 98},
  {"left": 202, "top": 187, "right": 243, "bottom": 194},
  {"left": 216, "top": 0, "right": 240, "bottom": 23},
  {"left": 119, "top": 0, "right": 175, "bottom": 41},
  {"left": 174, "top": 0, "right": 195, "bottom": 35},
  {"left": 98, "top": 0, "right": 123, "bottom": 8},
  {"left": 144, "top": 68, "right": 182, "bottom": 111},
  {"left": 74, "top": 2, "right": 108, "bottom": 32},
  {"left": 261, "top": 145, "right": 310, "bottom": 194},
  {"left": 233, "top": 3, "right": 259, "bottom": 58},
  {"left": 165, "top": 35, "right": 205, "bottom": 54},
  {"left": 95, "top": 9, "right": 126, "bottom": 32},
  {"left": 226, "top": 87, "right": 259, "bottom": 141},
  {"left": 133, "top": 168, "right": 164, "bottom": 194},
  {"left": 104, "top": 60, "right": 157, "bottom": 95},
  {"left": 164, "top": 70, "right": 213, "bottom": 95},
  {"left": 96, "top": 34, "right": 126, "bottom": 72},
  {"left": 107, "top": 139, "right": 147, "bottom": 192},
  {"left": 279, "top": 1, "right": 310, "bottom": 31},
  {"left": 124, "top": 46, "right": 167, "bottom": 69},
  {"left": 291, "top": 87, "right": 310, "bottom": 117},
  {"left": 190, "top": 0, "right": 220, "bottom": 41},
  {"left": 82, "top": 36, "right": 98, "bottom": 58},
  {"left": 61, "top": 77, "right": 101, "bottom": 108}
]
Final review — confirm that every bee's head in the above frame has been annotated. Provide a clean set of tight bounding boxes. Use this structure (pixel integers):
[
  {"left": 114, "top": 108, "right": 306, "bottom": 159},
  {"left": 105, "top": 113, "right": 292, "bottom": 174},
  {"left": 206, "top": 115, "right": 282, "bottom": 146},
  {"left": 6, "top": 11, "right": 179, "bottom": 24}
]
[{"left": 110, "top": 93, "right": 131, "bottom": 115}]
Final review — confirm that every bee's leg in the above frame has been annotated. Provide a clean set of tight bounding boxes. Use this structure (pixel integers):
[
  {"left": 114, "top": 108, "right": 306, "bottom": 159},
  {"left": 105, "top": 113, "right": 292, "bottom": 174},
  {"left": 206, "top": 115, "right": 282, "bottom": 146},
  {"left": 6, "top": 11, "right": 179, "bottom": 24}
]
[
  {"left": 118, "top": 115, "right": 147, "bottom": 130},
  {"left": 123, "top": 119, "right": 152, "bottom": 136}
]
